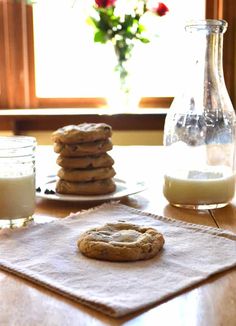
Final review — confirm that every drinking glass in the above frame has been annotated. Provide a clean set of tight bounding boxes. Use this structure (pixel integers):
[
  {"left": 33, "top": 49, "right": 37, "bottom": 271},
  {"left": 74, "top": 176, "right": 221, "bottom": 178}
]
[{"left": 0, "top": 136, "right": 36, "bottom": 228}]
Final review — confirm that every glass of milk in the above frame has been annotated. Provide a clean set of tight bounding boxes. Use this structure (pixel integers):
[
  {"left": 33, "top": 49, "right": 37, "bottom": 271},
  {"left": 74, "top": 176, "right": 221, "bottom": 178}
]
[
  {"left": 0, "top": 136, "right": 36, "bottom": 227},
  {"left": 163, "top": 20, "right": 236, "bottom": 209}
]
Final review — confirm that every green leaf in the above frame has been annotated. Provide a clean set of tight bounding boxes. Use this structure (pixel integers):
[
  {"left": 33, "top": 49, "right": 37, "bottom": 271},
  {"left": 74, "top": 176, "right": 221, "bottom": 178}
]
[
  {"left": 123, "top": 15, "right": 134, "bottom": 29},
  {"left": 138, "top": 24, "right": 146, "bottom": 33},
  {"left": 139, "top": 37, "right": 150, "bottom": 43},
  {"left": 94, "top": 30, "right": 107, "bottom": 43},
  {"left": 86, "top": 17, "right": 96, "bottom": 27}
]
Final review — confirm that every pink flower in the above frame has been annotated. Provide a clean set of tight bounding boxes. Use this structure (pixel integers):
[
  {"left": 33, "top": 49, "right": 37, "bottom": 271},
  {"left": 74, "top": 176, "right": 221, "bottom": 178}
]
[
  {"left": 95, "top": 0, "right": 116, "bottom": 8},
  {"left": 154, "top": 2, "right": 169, "bottom": 16}
]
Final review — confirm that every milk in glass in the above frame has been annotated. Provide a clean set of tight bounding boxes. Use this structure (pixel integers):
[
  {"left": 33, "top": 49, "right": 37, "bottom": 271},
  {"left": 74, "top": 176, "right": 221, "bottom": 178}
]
[
  {"left": 0, "top": 136, "right": 36, "bottom": 224},
  {"left": 0, "top": 173, "right": 35, "bottom": 220}
]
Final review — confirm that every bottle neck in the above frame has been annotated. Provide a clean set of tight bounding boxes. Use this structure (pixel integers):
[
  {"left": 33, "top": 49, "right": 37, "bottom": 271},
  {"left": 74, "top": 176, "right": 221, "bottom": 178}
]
[
  {"left": 185, "top": 20, "right": 227, "bottom": 86},
  {"left": 188, "top": 31, "right": 224, "bottom": 80},
  {"left": 204, "top": 32, "right": 224, "bottom": 82},
  {"left": 169, "top": 20, "right": 234, "bottom": 113},
  {"left": 185, "top": 25, "right": 227, "bottom": 110}
]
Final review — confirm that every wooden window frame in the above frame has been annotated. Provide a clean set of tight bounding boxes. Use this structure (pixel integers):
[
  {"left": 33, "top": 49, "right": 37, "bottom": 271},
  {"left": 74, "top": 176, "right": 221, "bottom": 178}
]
[{"left": 0, "top": 0, "right": 235, "bottom": 133}]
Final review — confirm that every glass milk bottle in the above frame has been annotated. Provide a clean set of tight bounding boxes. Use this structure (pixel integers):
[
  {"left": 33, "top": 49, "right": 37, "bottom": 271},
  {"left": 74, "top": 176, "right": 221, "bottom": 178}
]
[
  {"left": 163, "top": 19, "right": 236, "bottom": 209},
  {"left": 0, "top": 136, "right": 36, "bottom": 227}
]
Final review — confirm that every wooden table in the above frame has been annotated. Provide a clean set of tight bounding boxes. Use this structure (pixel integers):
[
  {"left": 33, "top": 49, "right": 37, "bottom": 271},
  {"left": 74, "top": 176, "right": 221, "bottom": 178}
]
[{"left": 1, "top": 145, "right": 236, "bottom": 326}]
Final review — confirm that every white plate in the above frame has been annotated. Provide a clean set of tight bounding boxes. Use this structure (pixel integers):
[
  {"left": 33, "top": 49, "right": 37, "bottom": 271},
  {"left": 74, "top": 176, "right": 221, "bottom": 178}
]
[{"left": 36, "top": 178, "right": 146, "bottom": 202}]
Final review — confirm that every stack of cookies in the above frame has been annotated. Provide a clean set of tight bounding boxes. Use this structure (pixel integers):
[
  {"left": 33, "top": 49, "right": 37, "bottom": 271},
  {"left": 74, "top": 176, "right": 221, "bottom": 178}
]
[{"left": 52, "top": 123, "right": 116, "bottom": 195}]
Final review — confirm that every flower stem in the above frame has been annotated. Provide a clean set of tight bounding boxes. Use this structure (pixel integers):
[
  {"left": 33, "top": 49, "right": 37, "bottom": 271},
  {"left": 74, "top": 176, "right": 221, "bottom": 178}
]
[{"left": 113, "top": 40, "right": 134, "bottom": 93}]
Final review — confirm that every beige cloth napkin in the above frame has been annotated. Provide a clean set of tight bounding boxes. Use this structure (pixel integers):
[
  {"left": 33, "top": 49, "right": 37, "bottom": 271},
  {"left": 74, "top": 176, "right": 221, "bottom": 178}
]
[{"left": 1, "top": 202, "right": 236, "bottom": 318}]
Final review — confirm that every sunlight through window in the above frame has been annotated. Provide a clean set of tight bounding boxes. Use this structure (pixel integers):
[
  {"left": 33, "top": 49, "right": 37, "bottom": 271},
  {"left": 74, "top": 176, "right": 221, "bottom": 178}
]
[{"left": 33, "top": 0, "right": 205, "bottom": 99}]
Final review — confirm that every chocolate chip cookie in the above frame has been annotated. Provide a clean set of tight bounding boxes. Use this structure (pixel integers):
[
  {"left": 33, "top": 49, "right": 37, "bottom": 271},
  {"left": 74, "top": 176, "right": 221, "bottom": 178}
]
[
  {"left": 56, "top": 178, "right": 116, "bottom": 195},
  {"left": 56, "top": 153, "right": 114, "bottom": 169},
  {"left": 52, "top": 123, "right": 112, "bottom": 144},
  {"left": 77, "top": 223, "right": 164, "bottom": 261},
  {"left": 53, "top": 139, "right": 113, "bottom": 157},
  {"left": 57, "top": 166, "right": 116, "bottom": 182}
]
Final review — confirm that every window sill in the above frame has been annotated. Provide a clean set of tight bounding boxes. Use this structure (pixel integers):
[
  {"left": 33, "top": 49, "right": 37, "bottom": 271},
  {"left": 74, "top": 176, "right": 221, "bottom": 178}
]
[{"left": 0, "top": 108, "right": 168, "bottom": 134}]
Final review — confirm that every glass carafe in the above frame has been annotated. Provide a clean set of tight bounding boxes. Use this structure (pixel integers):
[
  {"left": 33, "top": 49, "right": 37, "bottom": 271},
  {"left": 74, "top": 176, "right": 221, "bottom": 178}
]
[{"left": 163, "top": 19, "right": 236, "bottom": 209}]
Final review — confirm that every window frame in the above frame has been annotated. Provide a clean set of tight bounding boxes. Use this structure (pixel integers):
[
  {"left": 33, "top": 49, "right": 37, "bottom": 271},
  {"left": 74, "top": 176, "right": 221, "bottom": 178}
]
[{"left": 0, "top": 0, "right": 235, "bottom": 134}]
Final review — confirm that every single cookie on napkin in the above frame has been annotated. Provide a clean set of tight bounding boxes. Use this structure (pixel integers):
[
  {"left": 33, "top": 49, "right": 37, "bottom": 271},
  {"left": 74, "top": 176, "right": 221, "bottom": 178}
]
[{"left": 77, "top": 222, "right": 165, "bottom": 262}]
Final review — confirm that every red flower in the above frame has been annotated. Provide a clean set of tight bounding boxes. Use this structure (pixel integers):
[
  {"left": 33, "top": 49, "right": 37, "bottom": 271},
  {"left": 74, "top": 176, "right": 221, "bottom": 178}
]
[
  {"left": 154, "top": 2, "right": 169, "bottom": 16},
  {"left": 95, "top": 0, "right": 116, "bottom": 8}
]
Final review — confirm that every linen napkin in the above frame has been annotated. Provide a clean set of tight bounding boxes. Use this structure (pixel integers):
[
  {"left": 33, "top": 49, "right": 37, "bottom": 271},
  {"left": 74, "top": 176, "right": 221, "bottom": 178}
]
[{"left": 0, "top": 202, "right": 236, "bottom": 318}]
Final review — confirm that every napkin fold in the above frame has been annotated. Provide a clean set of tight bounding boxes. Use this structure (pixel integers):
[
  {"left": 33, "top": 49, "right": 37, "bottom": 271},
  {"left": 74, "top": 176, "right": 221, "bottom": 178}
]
[{"left": 0, "top": 202, "right": 236, "bottom": 318}]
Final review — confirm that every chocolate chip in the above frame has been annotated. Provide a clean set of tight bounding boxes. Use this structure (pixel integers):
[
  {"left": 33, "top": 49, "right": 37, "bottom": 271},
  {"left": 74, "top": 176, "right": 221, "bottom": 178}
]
[{"left": 44, "top": 189, "right": 55, "bottom": 195}]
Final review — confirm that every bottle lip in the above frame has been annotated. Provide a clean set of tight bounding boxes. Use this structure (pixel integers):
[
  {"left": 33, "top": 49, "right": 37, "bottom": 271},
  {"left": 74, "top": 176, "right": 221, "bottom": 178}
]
[{"left": 185, "top": 19, "right": 228, "bottom": 33}]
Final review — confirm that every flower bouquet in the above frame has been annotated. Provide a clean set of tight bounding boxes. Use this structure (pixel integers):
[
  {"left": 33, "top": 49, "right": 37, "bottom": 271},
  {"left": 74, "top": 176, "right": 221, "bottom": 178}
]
[{"left": 88, "top": 0, "right": 169, "bottom": 110}]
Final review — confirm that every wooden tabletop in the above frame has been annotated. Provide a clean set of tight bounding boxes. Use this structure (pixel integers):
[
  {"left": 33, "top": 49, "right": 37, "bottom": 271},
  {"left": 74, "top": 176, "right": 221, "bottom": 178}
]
[{"left": 1, "top": 145, "right": 236, "bottom": 326}]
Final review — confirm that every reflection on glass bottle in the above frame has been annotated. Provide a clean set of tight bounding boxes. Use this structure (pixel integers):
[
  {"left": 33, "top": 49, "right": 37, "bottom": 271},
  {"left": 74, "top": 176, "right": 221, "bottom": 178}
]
[{"left": 163, "top": 19, "right": 236, "bottom": 209}]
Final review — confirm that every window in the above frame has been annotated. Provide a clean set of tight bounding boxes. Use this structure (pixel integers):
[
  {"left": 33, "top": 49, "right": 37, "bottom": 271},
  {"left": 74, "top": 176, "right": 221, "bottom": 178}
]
[
  {"left": 0, "top": 0, "right": 235, "bottom": 127},
  {"left": 33, "top": 0, "right": 205, "bottom": 98},
  {"left": 32, "top": 0, "right": 206, "bottom": 108}
]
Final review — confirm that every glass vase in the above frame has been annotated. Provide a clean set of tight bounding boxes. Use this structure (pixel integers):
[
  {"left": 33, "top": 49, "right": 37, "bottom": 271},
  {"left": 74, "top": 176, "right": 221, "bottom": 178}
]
[
  {"left": 163, "top": 19, "right": 236, "bottom": 210},
  {"left": 106, "top": 43, "right": 141, "bottom": 112}
]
